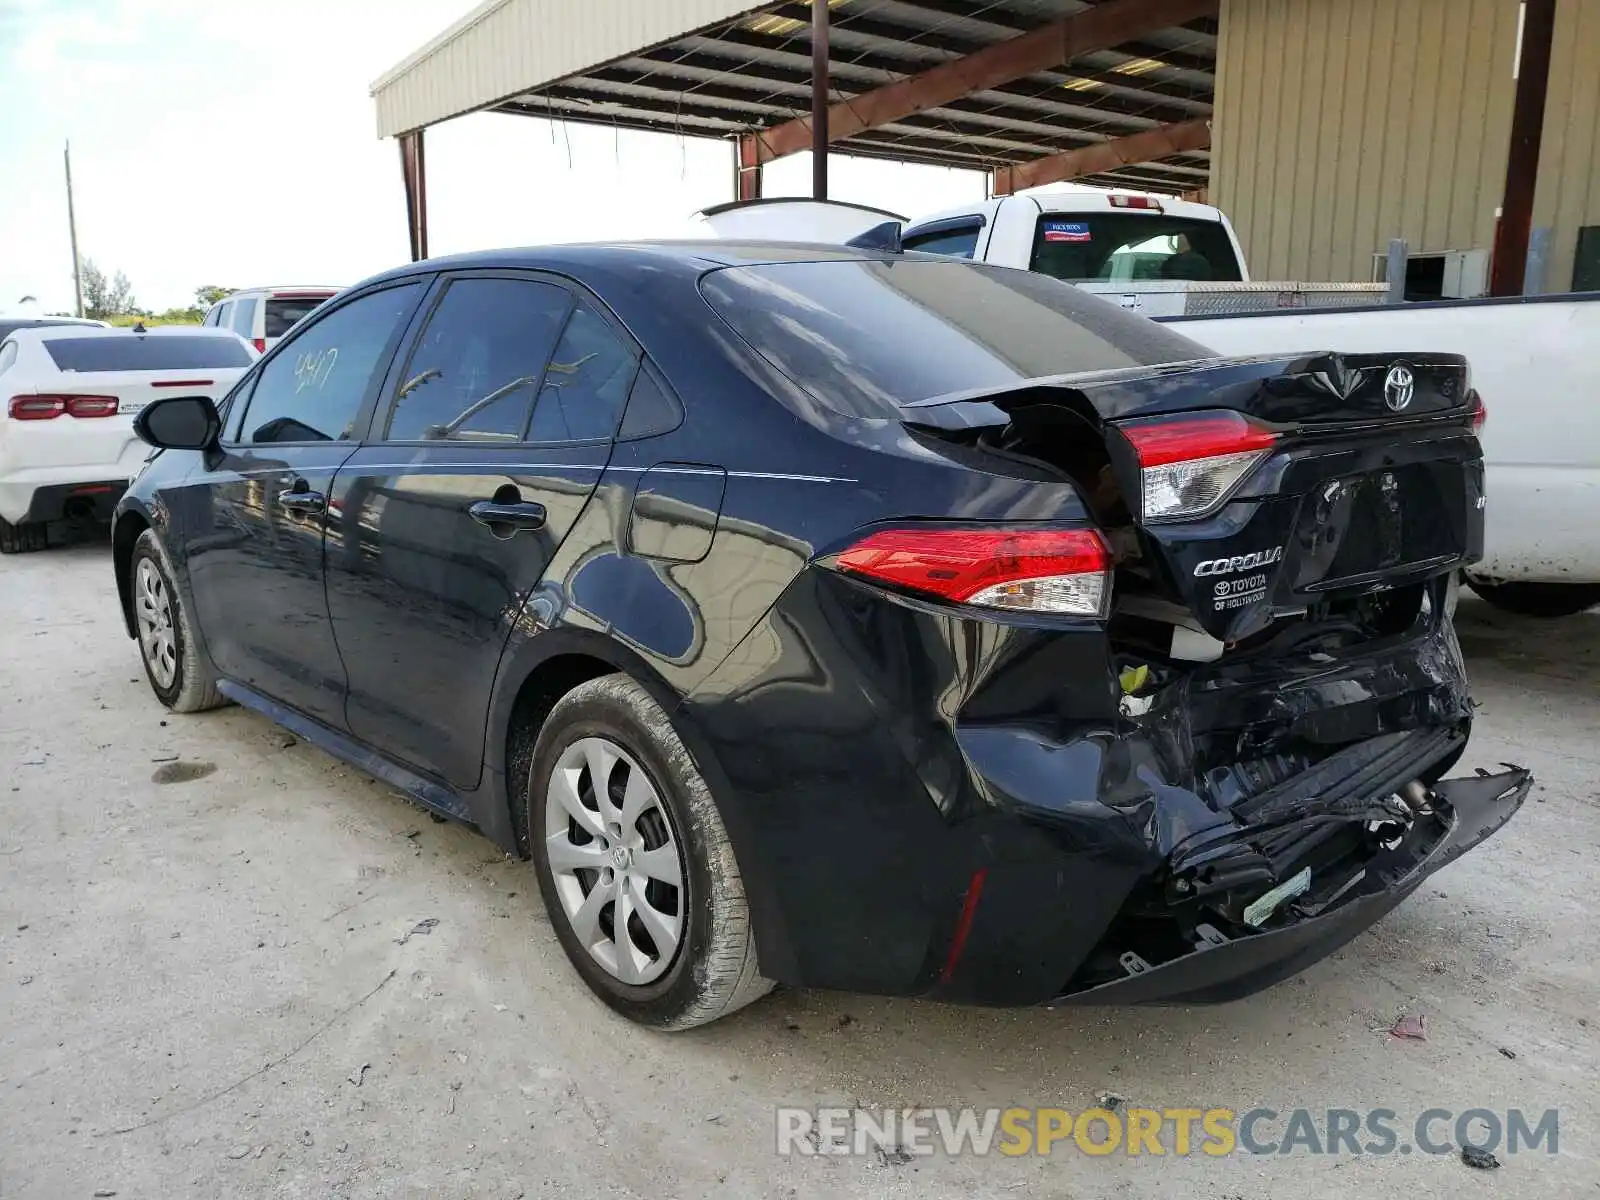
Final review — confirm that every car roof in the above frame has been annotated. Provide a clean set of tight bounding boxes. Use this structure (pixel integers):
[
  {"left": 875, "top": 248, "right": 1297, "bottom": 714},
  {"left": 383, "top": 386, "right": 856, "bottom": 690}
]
[
  {"left": 224, "top": 285, "right": 341, "bottom": 297},
  {"left": 352, "top": 240, "right": 901, "bottom": 292}
]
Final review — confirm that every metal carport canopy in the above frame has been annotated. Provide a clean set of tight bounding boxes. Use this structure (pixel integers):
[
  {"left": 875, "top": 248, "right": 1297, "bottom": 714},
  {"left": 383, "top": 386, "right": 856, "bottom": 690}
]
[{"left": 372, "top": 0, "right": 1218, "bottom": 253}]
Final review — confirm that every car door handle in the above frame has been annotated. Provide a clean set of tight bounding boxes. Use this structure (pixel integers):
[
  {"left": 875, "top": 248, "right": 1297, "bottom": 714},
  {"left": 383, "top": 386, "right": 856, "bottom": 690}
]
[
  {"left": 468, "top": 499, "right": 547, "bottom": 532},
  {"left": 278, "top": 488, "right": 327, "bottom": 515}
]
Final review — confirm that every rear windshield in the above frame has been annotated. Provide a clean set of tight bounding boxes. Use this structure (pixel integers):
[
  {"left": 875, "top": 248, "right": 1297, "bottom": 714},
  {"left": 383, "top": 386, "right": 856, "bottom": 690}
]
[
  {"left": 265, "top": 296, "right": 329, "bottom": 338},
  {"left": 699, "top": 258, "right": 1208, "bottom": 418},
  {"left": 44, "top": 336, "right": 252, "bottom": 372},
  {"left": 1030, "top": 214, "right": 1244, "bottom": 283}
]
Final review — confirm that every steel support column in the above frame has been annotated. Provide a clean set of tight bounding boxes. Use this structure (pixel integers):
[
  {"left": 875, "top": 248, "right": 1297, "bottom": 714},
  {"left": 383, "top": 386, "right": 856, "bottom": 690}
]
[
  {"left": 1489, "top": 0, "right": 1556, "bottom": 296},
  {"left": 811, "top": 0, "right": 829, "bottom": 200},
  {"left": 399, "top": 129, "right": 429, "bottom": 263},
  {"left": 734, "top": 134, "right": 763, "bottom": 201}
]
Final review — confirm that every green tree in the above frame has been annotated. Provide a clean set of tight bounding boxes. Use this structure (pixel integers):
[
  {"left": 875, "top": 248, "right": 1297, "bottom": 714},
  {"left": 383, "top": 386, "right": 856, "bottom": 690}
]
[
  {"left": 194, "top": 284, "right": 235, "bottom": 308},
  {"left": 80, "top": 258, "right": 137, "bottom": 319}
]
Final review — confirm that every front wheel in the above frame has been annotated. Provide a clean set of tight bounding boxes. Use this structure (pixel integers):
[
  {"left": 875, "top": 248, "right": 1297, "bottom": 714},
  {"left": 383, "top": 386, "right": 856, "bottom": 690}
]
[
  {"left": 1465, "top": 577, "right": 1600, "bottom": 618},
  {"left": 131, "top": 529, "right": 228, "bottom": 712},
  {"left": 527, "top": 674, "right": 771, "bottom": 1029}
]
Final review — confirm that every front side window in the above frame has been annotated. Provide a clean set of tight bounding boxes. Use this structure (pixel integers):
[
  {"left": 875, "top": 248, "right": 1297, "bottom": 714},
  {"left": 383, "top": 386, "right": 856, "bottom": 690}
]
[
  {"left": 1029, "top": 214, "right": 1244, "bottom": 284},
  {"left": 384, "top": 277, "right": 573, "bottom": 442},
  {"left": 236, "top": 283, "right": 421, "bottom": 444},
  {"left": 527, "top": 306, "right": 638, "bottom": 443}
]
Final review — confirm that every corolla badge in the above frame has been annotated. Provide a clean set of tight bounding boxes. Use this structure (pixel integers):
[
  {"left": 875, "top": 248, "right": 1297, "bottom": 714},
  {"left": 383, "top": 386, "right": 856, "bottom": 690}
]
[{"left": 1384, "top": 364, "right": 1416, "bottom": 412}]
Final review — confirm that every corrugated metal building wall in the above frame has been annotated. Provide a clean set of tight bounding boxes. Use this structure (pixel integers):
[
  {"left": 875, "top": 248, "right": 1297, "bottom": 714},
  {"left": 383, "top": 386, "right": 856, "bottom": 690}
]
[{"left": 1212, "top": 0, "right": 1600, "bottom": 290}]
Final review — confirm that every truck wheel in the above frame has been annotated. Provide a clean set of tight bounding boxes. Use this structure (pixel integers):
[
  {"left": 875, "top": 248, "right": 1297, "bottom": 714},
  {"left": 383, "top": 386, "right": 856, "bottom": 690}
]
[
  {"left": 527, "top": 674, "right": 772, "bottom": 1029},
  {"left": 130, "top": 529, "right": 228, "bottom": 712},
  {"left": 0, "top": 517, "right": 48, "bottom": 554},
  {"left": 1466, "top": 578, "right": 1600, "bottom": 618}
]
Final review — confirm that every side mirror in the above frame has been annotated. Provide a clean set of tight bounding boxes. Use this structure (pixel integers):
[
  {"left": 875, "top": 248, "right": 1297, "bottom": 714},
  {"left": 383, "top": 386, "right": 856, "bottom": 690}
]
[{"left": 134, "top": 394, "right": 221, "bottom": 451}]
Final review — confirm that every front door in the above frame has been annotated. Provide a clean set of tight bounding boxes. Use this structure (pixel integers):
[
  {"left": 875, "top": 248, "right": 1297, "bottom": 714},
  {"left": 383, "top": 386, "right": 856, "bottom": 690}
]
[
  {"left": 325, "top": 273, "right": 639, "bottom": 788},
  {"left": 179, "top": 280, "right": 426, "bottom": 727}
]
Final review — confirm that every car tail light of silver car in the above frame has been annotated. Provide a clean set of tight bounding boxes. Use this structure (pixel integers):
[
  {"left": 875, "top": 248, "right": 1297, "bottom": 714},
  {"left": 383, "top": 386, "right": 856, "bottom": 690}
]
[
  {"left": 8, "top": 393, "right": 121, "bottom": 420},
  {"left": 833, "top": 527, "right": 1111, "bottom": 617},
  {"left": 1119, "top": 410, "right": 1279, "bottom": 524}
]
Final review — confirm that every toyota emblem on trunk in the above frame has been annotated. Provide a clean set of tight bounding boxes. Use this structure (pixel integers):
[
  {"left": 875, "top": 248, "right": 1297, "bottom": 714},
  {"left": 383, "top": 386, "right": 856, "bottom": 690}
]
[{"left": 1384, "top": 364, "right": 1416, "bottom": 411}]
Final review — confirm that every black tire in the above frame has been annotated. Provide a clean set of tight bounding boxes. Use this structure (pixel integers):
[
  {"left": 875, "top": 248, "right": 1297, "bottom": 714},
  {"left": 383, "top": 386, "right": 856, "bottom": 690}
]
[
  {"left": 527, "top": 674, "right": 771, "bottom": 1029},
  {"left": 130, "top": 529, "right": 228, "bottom": 712},
  {"left": 1465, "top": 577, "right": 1600, "bottom": 618},
  {"left": 0, "top": 517, "right": 48, "bottom": 554}
]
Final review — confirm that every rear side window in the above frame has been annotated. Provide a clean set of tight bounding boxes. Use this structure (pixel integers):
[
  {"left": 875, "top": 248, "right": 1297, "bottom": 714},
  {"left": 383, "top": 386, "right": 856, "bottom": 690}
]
[
  {"left": 237, "top": 283, "right": 422, "bottom": 444},
  {"left": 385, "top": 277, "right": 573, "bottom": 442},
  {"left": 0, "top": 341, "right": 17, "bottom": 375},
  {"left": 1029, "top": 214, "right": 1244, "bottom": 283},
  {"left": 43, "top": 336, "right": 253, "bottom": 372},
  {"left": 700, "top": 258, "right": 1209, "bottom": 418},
  {"left": 265, "top": 296, "right": 329, "bottom": 338},
  {"left": 229, "top": 297, "right": 260, "bottom": 338},
  {"left": 527, "top": 306, "right": 638, "bottom": 443},
  {"left": 902, "top": 221, "right": 983, "bottom": 258}
]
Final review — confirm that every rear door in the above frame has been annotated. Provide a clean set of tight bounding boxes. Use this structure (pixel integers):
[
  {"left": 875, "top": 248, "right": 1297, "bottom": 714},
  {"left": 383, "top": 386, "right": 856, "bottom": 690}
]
[
  {"left": 325, "top": 271, "right": 636, "bottom": 788},
  {"left": 175, "top": 280, "right": 427, "bottom": 726}
]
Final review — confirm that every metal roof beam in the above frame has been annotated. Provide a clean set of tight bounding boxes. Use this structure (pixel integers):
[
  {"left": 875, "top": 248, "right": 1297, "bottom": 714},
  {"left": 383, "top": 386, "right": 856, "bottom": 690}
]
[
  {"left": 749, "top": 0, "right": 1217, "bottom": 163},
  {"left": 992, "top": 116, "right": 1210, "bottom": 194}
]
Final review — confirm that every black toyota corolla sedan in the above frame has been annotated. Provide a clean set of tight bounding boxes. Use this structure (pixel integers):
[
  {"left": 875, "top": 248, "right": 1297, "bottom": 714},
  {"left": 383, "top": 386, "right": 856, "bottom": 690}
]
[{"left": 112, "top": 242, "right": 1529, "bottom": 1028}]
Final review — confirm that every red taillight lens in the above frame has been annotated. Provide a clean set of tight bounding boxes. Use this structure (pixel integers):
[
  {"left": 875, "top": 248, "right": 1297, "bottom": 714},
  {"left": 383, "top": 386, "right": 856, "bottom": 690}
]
[
  {"left": 252, "top": 337, "right": 266, "bottom": 354},
  {"left": 1468, "top": 389, "right": 1486, "bottom": 431},
  {"left": 1118, "top": 410, "right": 1278, "bottom": 523},
  {"left": 65, "top": 395, "right": 120, "bottom": 418},
  {"left": 1109, "top": 194, "right": 1161, "bottom": 211},
  {"left": 833, "top": 527, "right": 1111, "bottom": 616},
  {"left": 9, "top": 395, "right": 66, "bottom": 420},
  {"left": 10, "top": 394, "right": 120, "bottom": 419}
]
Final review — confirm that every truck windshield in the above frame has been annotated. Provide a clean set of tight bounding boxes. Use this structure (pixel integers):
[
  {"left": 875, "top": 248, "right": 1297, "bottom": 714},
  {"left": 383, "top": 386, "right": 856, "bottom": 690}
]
[
  {"left": 1029, "top": 214, "right": 1244, "bottom": 284},
  {"left": 699, "top": 257, "right": 1210, "bottom": 419}
]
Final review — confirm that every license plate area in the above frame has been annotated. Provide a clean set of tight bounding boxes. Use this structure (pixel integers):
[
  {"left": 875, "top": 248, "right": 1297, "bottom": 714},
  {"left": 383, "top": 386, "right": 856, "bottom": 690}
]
[{"left": 1286, "top": 462, "right": 1472, "bottom": 594}]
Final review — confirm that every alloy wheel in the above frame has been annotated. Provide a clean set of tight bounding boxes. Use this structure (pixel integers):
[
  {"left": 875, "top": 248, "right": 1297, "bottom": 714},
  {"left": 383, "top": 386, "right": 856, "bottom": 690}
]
[
  {"left": 544, "top": 736, "right": 686, "bottom": 985},
  {"left": 135, "top": 558, "right": 178, "bottom": 689}
]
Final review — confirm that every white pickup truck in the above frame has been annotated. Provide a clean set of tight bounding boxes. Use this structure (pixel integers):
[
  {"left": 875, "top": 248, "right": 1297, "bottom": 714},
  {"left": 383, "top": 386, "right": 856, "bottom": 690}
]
[{"left": 697, "top": 196, "right": 1600, "bottom": 616}]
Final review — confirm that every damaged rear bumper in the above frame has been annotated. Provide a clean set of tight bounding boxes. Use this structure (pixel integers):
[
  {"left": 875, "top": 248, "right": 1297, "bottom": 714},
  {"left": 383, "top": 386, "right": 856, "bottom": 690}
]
[{"left": 1052, "top": 766, "right": 1530, "bottom": 1005}]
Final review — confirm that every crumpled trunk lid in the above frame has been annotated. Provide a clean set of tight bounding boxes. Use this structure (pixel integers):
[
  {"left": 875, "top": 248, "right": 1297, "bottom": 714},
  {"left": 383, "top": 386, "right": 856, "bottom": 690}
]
[{"left": 902, "top": 351, "right": 1484, "bottom": 641}]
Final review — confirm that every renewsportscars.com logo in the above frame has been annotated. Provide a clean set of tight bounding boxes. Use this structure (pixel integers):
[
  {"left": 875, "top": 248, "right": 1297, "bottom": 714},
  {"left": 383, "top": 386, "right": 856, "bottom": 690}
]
[{"left": 774, "top": 1106, "right": 1559, "bottom": 1159}]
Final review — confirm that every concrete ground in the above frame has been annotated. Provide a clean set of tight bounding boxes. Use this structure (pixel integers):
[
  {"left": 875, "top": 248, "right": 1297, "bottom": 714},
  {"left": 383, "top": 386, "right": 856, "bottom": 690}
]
[{"left": 1, "top": 540, "right": 1596, "bottom": 1199}]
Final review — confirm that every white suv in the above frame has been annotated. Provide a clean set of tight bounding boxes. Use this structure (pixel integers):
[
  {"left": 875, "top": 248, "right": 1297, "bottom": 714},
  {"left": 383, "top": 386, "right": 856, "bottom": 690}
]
[{"left": 202, "top": 286, "right": 340, "bottom": 354}]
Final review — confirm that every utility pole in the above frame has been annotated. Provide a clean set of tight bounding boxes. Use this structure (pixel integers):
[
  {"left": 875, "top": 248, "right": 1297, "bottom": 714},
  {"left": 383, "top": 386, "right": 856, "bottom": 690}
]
[{"left": 64, "top": 141, "right": 84, "bottom": 318}]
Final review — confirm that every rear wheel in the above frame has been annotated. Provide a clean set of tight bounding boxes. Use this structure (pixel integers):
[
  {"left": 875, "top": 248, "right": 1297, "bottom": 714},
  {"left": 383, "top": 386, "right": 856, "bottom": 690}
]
[
  {"left": 1466, "top": 577, "right": 1600, "bottom": 618},
  {"left": 0, "top": 517, "right": 48, "bottom": 554},
  {"left": 527, "top": 674, "right": 771, "bottom": 1029},
  {"left": 131, "top": 529, "right": 227, "bottom": 712}
]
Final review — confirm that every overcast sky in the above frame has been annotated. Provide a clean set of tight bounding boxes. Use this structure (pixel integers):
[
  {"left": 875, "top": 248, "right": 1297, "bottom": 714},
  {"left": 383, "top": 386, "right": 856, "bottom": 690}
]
[{"left": 0, "top": 0, "right": 991, "bottom": 314}]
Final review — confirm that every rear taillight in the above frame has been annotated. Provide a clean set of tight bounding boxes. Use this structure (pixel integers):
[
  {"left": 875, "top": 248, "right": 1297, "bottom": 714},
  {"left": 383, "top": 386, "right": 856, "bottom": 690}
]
[
  {"left": 253, "top": 337, "right": 266, "bottom": 354},
  {"left": 1119, "top": 410, "right": 1278, "bottom": 523},
  {"left": 1468, "top": 389, "right": 1487, "bottom": 431},
  {"left": 8, "top": 394, "right": 119, "bottom": 420},
  {"left": 832, "top": 527, "right": 1111, "bottom": 617}
]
